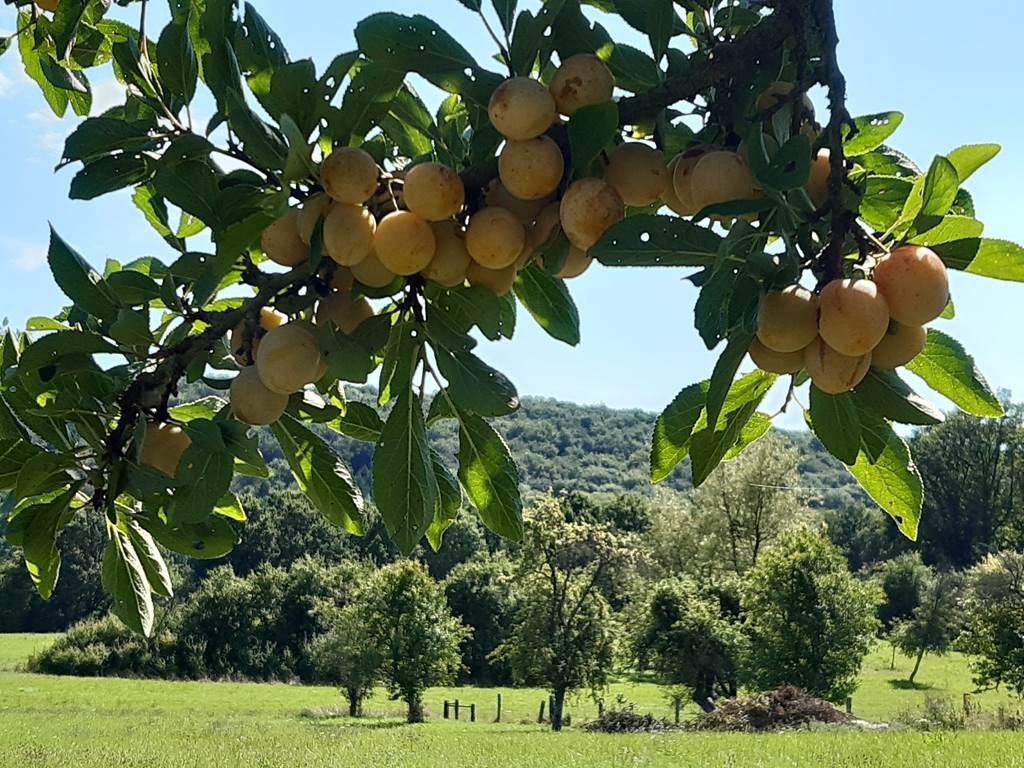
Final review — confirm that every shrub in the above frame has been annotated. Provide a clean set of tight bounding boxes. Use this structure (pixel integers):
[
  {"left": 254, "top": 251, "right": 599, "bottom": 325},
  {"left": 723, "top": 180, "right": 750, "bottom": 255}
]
[{"left": 29, "top": 615, "right": 179, "bottom": 677}]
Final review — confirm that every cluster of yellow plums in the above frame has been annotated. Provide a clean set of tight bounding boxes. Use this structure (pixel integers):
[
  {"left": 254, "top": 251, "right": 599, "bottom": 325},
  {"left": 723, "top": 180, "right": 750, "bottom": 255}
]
[{"left": 751, "top": 245, "right": 950, "bottom": 394}]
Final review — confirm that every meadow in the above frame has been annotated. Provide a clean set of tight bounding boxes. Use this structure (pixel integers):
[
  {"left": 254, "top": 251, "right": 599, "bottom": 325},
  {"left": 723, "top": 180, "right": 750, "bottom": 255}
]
[{"left": 2, "top": 635, "right": 1024, "bottom": 767}]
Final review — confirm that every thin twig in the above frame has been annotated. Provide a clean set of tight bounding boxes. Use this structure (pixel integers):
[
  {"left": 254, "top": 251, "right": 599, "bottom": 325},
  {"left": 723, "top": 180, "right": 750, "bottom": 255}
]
[{"left": 478, "top": 10, "right": 513, "bottom": 77}]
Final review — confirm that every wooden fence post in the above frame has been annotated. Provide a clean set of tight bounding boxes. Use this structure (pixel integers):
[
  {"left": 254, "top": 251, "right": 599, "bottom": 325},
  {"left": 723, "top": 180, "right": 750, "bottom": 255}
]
[
  {"left": 454, "top": 699, "right": 460, "bottom": 720},
  {"left": 496, "top": 693, "right": 502, "bottom": 723},
  {"left": 470, "top": 703, "right": 476, "bottom": 723},
  {"left": 846, "top": 697, "right": 853, "bottom": 715},
  {"left": 538, "top": 699, "right": 546, "bottom": 723},
  {"left": 674, "top": 697, "right": 682, "bottom": 725},
  {"left": 443, "top": 701, "right": 450, "bottom": 720}
]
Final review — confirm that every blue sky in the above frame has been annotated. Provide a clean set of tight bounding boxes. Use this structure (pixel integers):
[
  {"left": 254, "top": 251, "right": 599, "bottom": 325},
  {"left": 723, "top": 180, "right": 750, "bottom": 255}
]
[{"left": 0, "top": 1, "right": 1021, "bottom": 429}]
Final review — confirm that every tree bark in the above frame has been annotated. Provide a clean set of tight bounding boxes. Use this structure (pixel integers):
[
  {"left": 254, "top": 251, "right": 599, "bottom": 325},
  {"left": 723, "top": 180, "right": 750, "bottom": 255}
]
[
  {"left": 406, "top": 694, "right": 424, "bottom": 723},
  {"left": 550, "top": 687, "right": 567, "bottom": 731},
  {"left": 908, "top": 647, "right": 926, "bottom": 683},
  {"left": 347, "top": 688, "right": 362, "bottom": 718}
]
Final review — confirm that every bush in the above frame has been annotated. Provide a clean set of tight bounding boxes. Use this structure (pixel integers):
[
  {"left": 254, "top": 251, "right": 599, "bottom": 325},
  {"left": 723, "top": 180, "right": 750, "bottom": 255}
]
[
  {"left": 30, "top": 615, "right": 179, "bottom": 677},
  {"left": 691, "top": 686, "right": 852, "bottom": 732},
  {"left": 582, "top": 702, "right": 672, "bottom": 733}
]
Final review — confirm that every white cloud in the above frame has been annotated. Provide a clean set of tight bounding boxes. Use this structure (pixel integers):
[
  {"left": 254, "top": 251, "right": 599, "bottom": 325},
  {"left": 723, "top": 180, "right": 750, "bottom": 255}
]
[
  {"left": 0, "top": 70, "right": 13, "bottom": 98},
  {"left": 90, "top": 79, "right": 125, "bottom": 116},
  {"left": 0, "top": 237, "right": 48, "bottom": 272}
]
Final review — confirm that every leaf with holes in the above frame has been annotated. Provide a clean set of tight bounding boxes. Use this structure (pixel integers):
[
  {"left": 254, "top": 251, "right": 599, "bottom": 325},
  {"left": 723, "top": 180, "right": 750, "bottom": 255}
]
[
  {"left": 592, "top": 215, "right": 722, "bottom": 267},
  {"left": 844, "top": 111, "right": 904, "bottom": 156}
]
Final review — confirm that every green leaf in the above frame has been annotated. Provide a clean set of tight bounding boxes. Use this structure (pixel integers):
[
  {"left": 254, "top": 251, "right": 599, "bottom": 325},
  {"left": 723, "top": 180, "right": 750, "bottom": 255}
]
[
  {"left": 334, "top": 401, "right": 384, "bottom": 442},
  {"left": 372, "top": 389, "right": 437, "bottom": 554},
  {"left": 69, "top": 154, "right": 151, "bottom": 200},
  {"left": 607, "top": 43, "right": 660, "bottom": 93},
  {"left": 103, "top": 521, "right": 155, "bottom": 636},
  {"left": 947, "top": 143, "right": 1000, "bottom": 184},
  {"left": 918, "top": 155, "right": 960, "bottom": 219},
  {"left": 7, "top": 485, "right": 79, "bottom": 600},
  {"left": 646, "top": 0, "right": 674, "bottom": 61},
  {"left": 591, "top": 214, "right": 721, "bottom": 266},
  {"left": 47, "top": 228, "right": 120, "bottom": 322},
  {"left": 270, "top": 414, "right": 365, "bottom": 534},
  {"left": 213, "top": 492, "right": 246, "bottom": 522},
  {"left": 513, "top": 264, "right": 581, "bottom": 346},
  {"left": 843, "top": 112, "right": 904, "bottom": 156},
  {"left": 106, "top": 269, "right": 162, "bottom": 305},
  {"left": 124, "top": 519, "right": 173, "bottom": 599},
  {"left": 568, "top": 101, "right": 619, "bottom": 175},
  {"left": 169, "top": 428, "right": 234, "bottom": 525},
  {"left": 18, "top": 330, "right": 119, "bottom": 375},
  {"left": 905, "top": 329, "right": 1003, "bottom": 417},
  {"left": 705, "top": 332, "right": 755, "bottom": 430},
  {"left": 492, "top": 0, "right": 518, "bottom": 34},
  {"left": 846, "top": 415, "right": 923, "bottom": 541},
  {"left": 858, "top": 175, "right": 913, "bottom": 232},
  {"left": 508, "top": 1, "right": 567, "bottom": 75},
  {"left": 327, "top": 61, "right": 406, "bottom": 146},
  {"left": 907, "top": 216, "right": 984, "bottom": 247},
  {"left": 456, "top": 409, "right": 523, "bottom": 540},
  {"left": 427, "top": 450, "right": 462, "bottom": 552},
  {"left": 431, "top": 342, "right": 519, "bottom": 417},
  {"left": 852, "top": 368, "right": 944, "bottom": 426},
  {"left": 808, "top": 387, "right": 861, "bottom": 465},
  {"left": 427, "top": 284, "right": 517, "bottom": 341},
  {"left": 139, "top": 513, "right": 239, "bottom": 560},
  {"left": 357, "top": 12, "right": 477, "bottom": 71},
  {"left": 689, "top": 371, "right": 777, "bottom": 486},
  {"left": 50, "top": 0, "right": 91, "bottom": 61},
  {"left": 62, "top": 117, "right": 156, "bottom": 162},
  {"left": 156, "top": 13, "right": 198, "bottom": 106},
  {"left": 378, "top": 320, "right": 421, "bottom": 406},
  {"left": 932, "top": 238, "right": 1024, "bottom": 281},
  {"left": 651, "top": 381, "right": 708, "bottom": 483}
]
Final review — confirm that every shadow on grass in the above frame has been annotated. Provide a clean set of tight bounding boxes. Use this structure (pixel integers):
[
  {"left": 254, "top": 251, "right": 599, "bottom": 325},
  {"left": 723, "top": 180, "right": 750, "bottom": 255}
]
[
  {"left": 298, "top": 712, "right": 411, "bottom": 731},
  {"left": 888, "top": 679, "right": 934, "bottom": 691}
]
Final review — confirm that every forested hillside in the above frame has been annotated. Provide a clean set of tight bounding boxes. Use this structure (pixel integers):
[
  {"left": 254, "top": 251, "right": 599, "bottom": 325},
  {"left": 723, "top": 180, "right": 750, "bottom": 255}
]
[{"left": 234, "top": 385, "right": 866, "bottom": 511}]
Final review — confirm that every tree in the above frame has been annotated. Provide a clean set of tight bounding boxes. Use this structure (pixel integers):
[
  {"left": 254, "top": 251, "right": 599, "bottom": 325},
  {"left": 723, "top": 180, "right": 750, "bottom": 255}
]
[
  {"left": 873, "top": 552, "right": 931, "bottom": 632},
  {"left": 0, "top": 0, "right": 1015, "bottom": 640},
  {"left": 443, "top": 554, "right": 514, "bottom": 684},
  {"left": 361, "top": 561, "right": 468, "bottom": 723},
  {"left": 634, "top": 579, "right": 746, "bottom": 712},
  {"left": 690, "top": 433, "right": 812, "bottom": 578},
  {"left": 741, "top": 528, "right": 882, "bottom": 702},
  {"left": 494, "top": 497, "right": 627, "bottom": 730},
  {"left": 909, "top": 407, "right": 1024, "bottom": 567},
  {"left": 309, "top": 603, "right": 382, "bottom": 717},
  {"left": 893, "top": 569, "right": 963, "bottom": 684},
  {"left": 958, "top": 551, "right": 1024, "bottom": 697}
]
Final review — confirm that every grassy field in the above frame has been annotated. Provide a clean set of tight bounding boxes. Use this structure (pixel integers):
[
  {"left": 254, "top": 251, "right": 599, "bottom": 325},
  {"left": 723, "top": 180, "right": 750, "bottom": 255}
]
[{"left": 2, "top": 634, "right": 1024, "bottom": 767}]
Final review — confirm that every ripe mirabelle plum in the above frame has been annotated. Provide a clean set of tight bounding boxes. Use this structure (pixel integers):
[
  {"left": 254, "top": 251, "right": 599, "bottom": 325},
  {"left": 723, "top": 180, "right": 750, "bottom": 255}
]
[
  {"left": 466, "top": 207, "right": 526, "bottom": 269},
  {"left": 230, "top": 366, "right": 289, "bottom": 426},
  {"left": 804, "top": 337, "right": 872, "bottom": 395},
  {"left": 871, "top": 322, "right": 927, "bottom": 369},
  {"left": 604, "top": 143, "right": 669, "bottom": 207},
  {"left": 403, "top": 162, "right": 465, "bottom": 221},
  {"left": 755, "top": 81, "right": 815, "bottom": 121},
  {"left": 351, "top": 250, "right": 397, "bottom": 288},
  {"left": 806, "top": 149, "right": 831, "bottom": 208},
  {"left": 872, "top": 245, "right": 950, "bottom": 326},
  {"left": 315, "top": 291, "right": 374, "bottom": 334},
  {"left": 373, "top": 211, "right": 436, "bottom": 275},
  {"left": 818, "top": 278, "right": 891, "bottom": 356},
  {"left": 297, "top": 193, "right": 331, "bottom": 245},
  {"left": 140, "top": 422, "right": 192, "bottom": 477},
  {"left": 261, "top": 210, "right": 308, "bottom": 267},
  {"left": 36, "top": 0, "right": 60, "bottom": 12},
  {"left": 529, "top": 202, "right": 561, "bottom": 249},
  {"left": 467, "top": 261, "right": 517, "bottom": 296},
  {"left": 321, "top": 146, "right": 379, "bottom": 204},
  {"left": 549, "top": 53, "right": 614, "bottom": 116},
  {"left": 488, "top": 77, "right": 557, "bottom": 140},
  {"left": 556, "top": 247, "right": 592, "bottom": 279},
  {"left": 559, "top": 177, "right": 625, "bottom": 251},
  {"left": 498, "top": 136, "right": 565, "bottom": 201},
  {"left": 423, "top": 221, "right": 472, "bottom": 287},
  {"left": 229, "top": 306, "right": 287, "bottom": 364},
  {"left": 322, "top": 204, "right": 376, "bottom": 266},
  {"left": 688, "top": 151, "right": 756, "bottom": 214},
  {"left": 255, "top": 324, "right": 323, "bottom": 395},
  {"left": 757, "top": 285, "right": 819, "bottom": 353},
  {"left": 331, "top": 267, "right": 355, "bottom": 292},
  {"left": 749, "top": 338, "right": 806, "bottom": 374},
  {"left": 664, "top": 150, "right": 705, "bottom": 216},
  {"left": 485, "top": 181, "right": 551, "bottom": 226}
]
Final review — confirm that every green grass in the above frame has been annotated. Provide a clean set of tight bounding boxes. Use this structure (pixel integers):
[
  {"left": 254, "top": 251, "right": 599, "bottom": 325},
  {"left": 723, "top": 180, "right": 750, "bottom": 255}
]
[
  {"left": 0, "top": 634, "right": 61, "bottom": 672},
  {"left": 2, "top": 634, "right": 1024, "bottom": 767}
]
